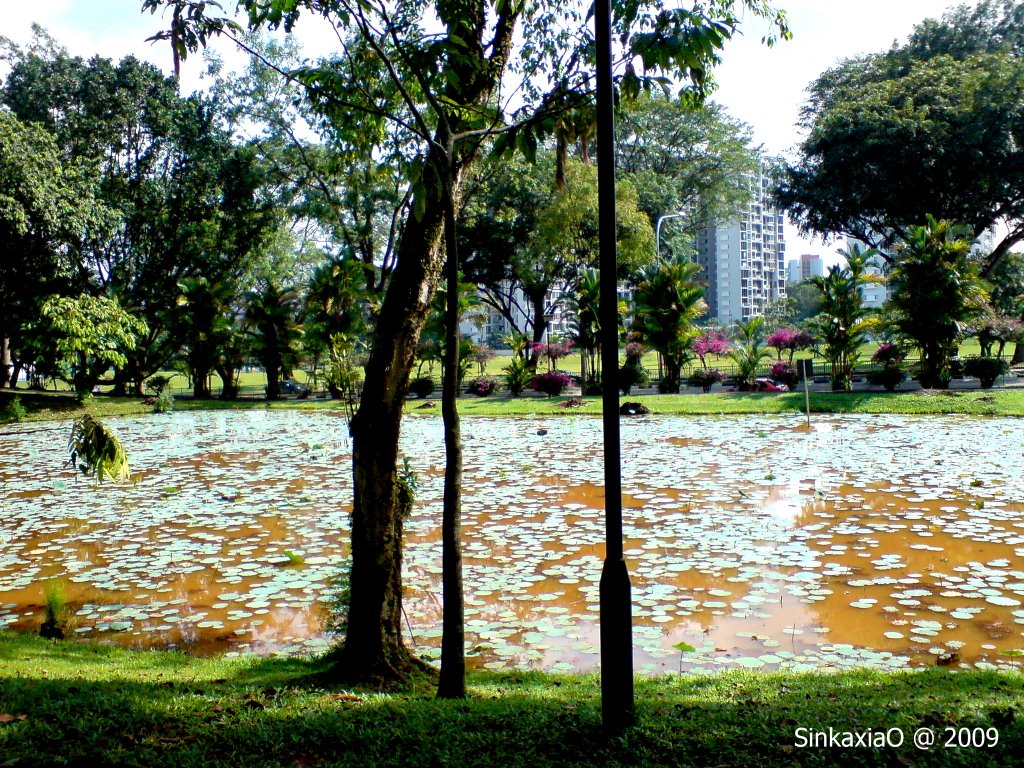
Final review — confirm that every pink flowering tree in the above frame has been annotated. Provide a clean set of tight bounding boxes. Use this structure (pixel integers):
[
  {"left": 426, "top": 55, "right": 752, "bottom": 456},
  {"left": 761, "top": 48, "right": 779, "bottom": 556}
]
[
  {"left": 529, "top": 340, "right": 574, "bottom": 372},
  {"left": 692, "top": 330, "right": 730, "bottom": 369},
  {"left": 767, "top": 327, "right": 815, "bottom": 363}
]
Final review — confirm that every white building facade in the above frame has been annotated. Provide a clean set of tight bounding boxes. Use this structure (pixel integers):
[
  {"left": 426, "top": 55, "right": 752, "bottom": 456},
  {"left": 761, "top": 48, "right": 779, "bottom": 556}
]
[{"left": 695, "top": 162, "right": 787, "bottom": 325}]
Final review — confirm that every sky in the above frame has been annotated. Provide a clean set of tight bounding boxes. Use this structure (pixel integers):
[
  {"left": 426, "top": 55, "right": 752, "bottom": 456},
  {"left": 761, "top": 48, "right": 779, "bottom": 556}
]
[{"left": 2, "top": 0, "right": 982, "bottom": 262}]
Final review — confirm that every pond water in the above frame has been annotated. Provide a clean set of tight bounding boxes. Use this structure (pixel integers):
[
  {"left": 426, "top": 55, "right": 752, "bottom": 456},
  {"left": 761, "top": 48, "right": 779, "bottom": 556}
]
[{"left": 2, "top": 410, "right": 1024, "bottom": 674}]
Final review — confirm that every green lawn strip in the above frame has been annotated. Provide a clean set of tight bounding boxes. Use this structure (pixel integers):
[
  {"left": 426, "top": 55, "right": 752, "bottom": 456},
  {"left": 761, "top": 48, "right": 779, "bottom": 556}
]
[
  {"left": 412, "top": 389, "right": 1024, "bottom": 418},
  {"left": 5, "top": 388, "right": 1024, "bottom": 426},
  {"left": 0, "top": 634, "right": 1020, "bottom": 767}
]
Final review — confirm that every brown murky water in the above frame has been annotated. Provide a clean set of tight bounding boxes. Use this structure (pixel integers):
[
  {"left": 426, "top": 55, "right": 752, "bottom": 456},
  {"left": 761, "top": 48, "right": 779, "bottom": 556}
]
[{"left": 2, "top": 411, "right": 1023, "bottom": 673}]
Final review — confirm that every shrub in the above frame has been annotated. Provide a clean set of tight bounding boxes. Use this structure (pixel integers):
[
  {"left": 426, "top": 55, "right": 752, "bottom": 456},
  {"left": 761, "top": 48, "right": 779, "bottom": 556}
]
[
  {"left": 963, "top": 356, "right": 1010, "bottom": 388},
  {"left": 582, "top": 372, "right": 602, "bottom": 396},
  {"left": 769, "top": 362, "right": 800, "bottom": 390},
  {"left": 618, "top": 363, "right": 650, "bottom": 395},
  {"left": 532, "top": 371, "right": 572, "bottom": 396},
  {"left": 688, "top": 367, "right": 725, "bottom": 393},
  {"left": 145, "top": 375, "right": 174, "bottom": 395},
  {"left": 152, "top": 388, "right": 175, "bottom": 413},
  {"left": 866, "top": 365, "right": 906, "bottom": 391},
  {"left": 466, "top": 375, "right": 498, "bottom": 396},
  {"left": 409, "top": 376, "right": 436, "bottom": 399},
  {"left": 503, "top": 357, "right": 534, "bottom": 397},
  {"left": 1, "top": 396, "right": 27, "bottom": 423},
  {"left": 871, "top": 342, "right": 904, "bottom": 365}
]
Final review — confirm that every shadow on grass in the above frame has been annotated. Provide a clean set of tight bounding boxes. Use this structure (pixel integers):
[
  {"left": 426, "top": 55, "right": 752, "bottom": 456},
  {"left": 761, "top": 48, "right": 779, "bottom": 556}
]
[{"left": 2, "top": 639, "right": 1023, "bottom": 768}]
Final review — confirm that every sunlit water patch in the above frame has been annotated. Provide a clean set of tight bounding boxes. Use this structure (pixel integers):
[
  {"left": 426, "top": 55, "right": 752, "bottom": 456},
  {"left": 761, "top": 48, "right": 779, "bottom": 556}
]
[{"left": 2, "top": 411, "right": 1024, "bottom": 674}]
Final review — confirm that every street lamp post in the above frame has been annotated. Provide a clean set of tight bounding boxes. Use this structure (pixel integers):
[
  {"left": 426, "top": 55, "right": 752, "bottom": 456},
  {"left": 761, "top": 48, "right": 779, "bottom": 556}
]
[
  {"left": 655, "top": 212, "right": 687, "bottom": 259},
  {"left": 595, "top": 0, "right": 634, "bottom": 731}
]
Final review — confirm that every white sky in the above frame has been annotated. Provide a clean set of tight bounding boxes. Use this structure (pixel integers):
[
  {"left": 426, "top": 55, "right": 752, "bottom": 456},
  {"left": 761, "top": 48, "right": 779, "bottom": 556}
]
[{"left": 2, "top": 0, "right": 980, "bottom": 262}]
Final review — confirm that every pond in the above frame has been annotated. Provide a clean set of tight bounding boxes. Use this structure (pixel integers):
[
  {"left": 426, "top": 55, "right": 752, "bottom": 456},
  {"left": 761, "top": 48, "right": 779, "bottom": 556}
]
[{"left": 2, "top": 409, "right": 1024, "bottom": 674}]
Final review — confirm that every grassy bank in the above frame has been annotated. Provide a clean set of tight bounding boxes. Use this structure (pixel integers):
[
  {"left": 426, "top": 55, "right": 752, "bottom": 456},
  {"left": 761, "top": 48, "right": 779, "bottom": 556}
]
[
  {"left": 0, "top": 633, "right": 1021, "bottom": 767},
  {"left": 5, "top": 387, "right": 1024, "bottom": 427}
]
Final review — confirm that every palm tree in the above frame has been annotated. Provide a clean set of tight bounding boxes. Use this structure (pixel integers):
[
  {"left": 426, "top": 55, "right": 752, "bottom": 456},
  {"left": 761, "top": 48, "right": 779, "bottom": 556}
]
[
  {"left": 567, "top": 267, "right": 603, "bottom": 393},
  {"left": 175, "top": 276, "right": 238, "bottom": 399},
  {"left": 887, "top": 216, "right": 988, "bottom": 388},
  {"left": 245, "top": 281, "right": 302, "bottom": 400},
  {"left": 809, "top": 246, "right": 881, "bottom": 391},
  {"left": 631, "top": 255, "right": 706, "bottom": 392},
  {"left": 728, "top": 316, "right": 771, "bottom": 390}
]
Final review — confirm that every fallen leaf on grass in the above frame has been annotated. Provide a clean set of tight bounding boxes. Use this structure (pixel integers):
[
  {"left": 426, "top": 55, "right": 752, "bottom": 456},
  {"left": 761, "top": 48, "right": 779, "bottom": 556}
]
[
  {"left": 324, "top": 693, "right": 363, "bottom": 702},
  {"left": 0, "top": 713, "right": 27, "bottom": 723}
]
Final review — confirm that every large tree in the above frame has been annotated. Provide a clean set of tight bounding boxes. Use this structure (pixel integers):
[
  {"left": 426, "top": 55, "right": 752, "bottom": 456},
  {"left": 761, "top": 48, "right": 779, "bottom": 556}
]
[
  {"left": 164, "top": 0, "right": 789, "bottom": 685},
  {"left": 886, "top": 216, "right": 989, "bottom": 388},
  {"left": 1, "top": 36, "right": 277, "bottom": 393},
  {"left": 0, "top": 111, "right": 98, "bottom": 388},
  {"left": 461, "top": 155, "right": 653, "bottom": 346},
  {"left": 616, "top": 93, "right": 757, "bottom": 257},
  {"left": 777, "top": 1, "right": 1024, "bottom": 273}
]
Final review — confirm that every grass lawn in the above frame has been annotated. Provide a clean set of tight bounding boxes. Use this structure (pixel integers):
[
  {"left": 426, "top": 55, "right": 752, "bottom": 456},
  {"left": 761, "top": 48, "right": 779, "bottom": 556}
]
[
  {"left": 0, "top": 632, "right": 1021, "bottom": 767},
  {"left": 5, "top": 387, "right": 1024, "bottom": 426}
]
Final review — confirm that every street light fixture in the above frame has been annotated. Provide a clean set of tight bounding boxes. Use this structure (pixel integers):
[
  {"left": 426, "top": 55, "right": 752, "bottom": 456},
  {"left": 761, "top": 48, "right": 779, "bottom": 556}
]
[{"left": 656, "top": 212, "right": 687, "bottom": 259}]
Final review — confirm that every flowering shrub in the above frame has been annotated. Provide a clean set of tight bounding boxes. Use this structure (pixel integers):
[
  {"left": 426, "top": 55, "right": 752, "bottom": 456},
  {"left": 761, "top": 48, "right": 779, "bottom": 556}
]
[
  {"left": 532, "top": 371, "right": 572, "bottom": 396},
  {"left": 466, "top": 375, "right": 499, "bottom": 396},
  {"left": 769, "top": 361, "right": 799, "bottom": 390},
  {"left": 624, "top": 341, "right": 645, "bottom": 363},
  {"left": 871, "top": 342, "right": 904, "bottom": 365},
  {"left": 693, "top": 330, "right": 730, "bottom": 368},
  {"left": 688, "top": 367, "right": 725, "bottom": 392}
]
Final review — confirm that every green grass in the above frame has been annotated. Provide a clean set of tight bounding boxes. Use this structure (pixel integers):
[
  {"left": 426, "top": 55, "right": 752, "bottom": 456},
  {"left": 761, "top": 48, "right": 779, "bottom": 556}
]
[
  {"left": 0, "top": 632, "right": 1021, "bottom": 767},
  {"left": 5, "top": 386, "right": 1024, "bottom": 427},
  {"left": 413, "top": 389, "right": 1024, "bottom": 418}
]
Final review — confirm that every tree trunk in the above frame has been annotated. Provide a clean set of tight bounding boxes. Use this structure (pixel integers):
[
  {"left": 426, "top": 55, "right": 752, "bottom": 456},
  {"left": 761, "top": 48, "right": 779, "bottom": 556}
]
[
  {"left": 438, "top": 177, "right": 466, "bottom": 699},
  {"left": 331, "top": 151, "right": 453, "bottom": 684},
  {"left": 0, "top": 337, "right": 10, "bottom": 389}
]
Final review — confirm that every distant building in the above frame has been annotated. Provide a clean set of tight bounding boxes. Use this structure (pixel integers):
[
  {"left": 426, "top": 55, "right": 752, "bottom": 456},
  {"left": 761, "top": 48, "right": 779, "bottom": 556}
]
[
  {"left": 845, "top": 237, "right": 888, "bottom": 308},
  {"left": 695, "top": 160, "right": 787, "bottom": 325},
  {"left": 787, "top": 253, "right": 824, "bottom": 284}
]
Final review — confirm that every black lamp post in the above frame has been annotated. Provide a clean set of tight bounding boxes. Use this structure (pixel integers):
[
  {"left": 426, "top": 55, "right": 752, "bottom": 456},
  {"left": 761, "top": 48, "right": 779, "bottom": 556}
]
[{"left": 595, "top": 0, "right": 634, "bottom": 730}]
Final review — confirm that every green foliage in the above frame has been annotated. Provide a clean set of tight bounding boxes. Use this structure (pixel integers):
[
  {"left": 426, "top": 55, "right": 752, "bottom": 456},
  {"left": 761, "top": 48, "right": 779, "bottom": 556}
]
[
  {"left": 39, "top": 579, "right": 67, "bottom": 640},
  {"left": 37, "top": 295, "right": 147, "bottom": 393},
  {"left": 688, "top": 367, "right": 725, "bottom": 393},
  {"left": 617, "top": 94, "right": 758, "bottom": 250},
  {"left": 866, "top": 365, "right": 907, "bottom": 392},
  {"left": 728, "top": 317, "right": 771, "bottom": 390},
  {"left": 1, "top": 396, "right": 27, "bottom": 423},
  {"left": 145, "top": 375, "right": 175, "bottom": 395},
  {"left": 631, "top": 255, "right": 706, "bottom": 392},
  {"left": 409, "top": 376, "right": 436, "bottom": 399},
  {"left": 619, "top": 362, "right": 651, "bottom": 395},
  {"left": 963, "top": 356, "right": 1010, "bottom": 388},
  {"left": 67, "top": 414, "right": 131, "bottom": 483},
  {"left": 502, "top": 357, "right": 534, "bottom": 397},
  {"left": 809, "top": 247, "right": 881, "bottom": 391},
  {"left": 321, "top": 559, "right": 352, "bottom": 636},
  {"left": 396, "top": 457, "right": 418, "bottom": 520},
  {"left": 887, "top": 216, "right": 988, "bottom": 388},
  {"left": 245, "top": 282, "right": 303, "bottom": 400},
  {"left": 778, "top": 4, "right": 1024, "bottom": 267},
  {"left": 153, "top": 388, "right": 175, "bottom": 414}
]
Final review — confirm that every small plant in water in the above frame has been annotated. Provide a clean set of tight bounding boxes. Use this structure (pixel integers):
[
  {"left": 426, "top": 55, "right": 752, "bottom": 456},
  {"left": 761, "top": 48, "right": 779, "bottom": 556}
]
[
  {"left": 281, "top": 550, "right": 305, "bottom": 567},
  {"left": 40, "top": 580, "right": 67, "bottom": 640}
]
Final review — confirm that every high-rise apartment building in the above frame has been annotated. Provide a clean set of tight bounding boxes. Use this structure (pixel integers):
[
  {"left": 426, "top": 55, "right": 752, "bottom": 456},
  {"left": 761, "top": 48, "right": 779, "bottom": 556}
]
[{"left": 695, "top": 162, "right": 787, "bottom": 325}]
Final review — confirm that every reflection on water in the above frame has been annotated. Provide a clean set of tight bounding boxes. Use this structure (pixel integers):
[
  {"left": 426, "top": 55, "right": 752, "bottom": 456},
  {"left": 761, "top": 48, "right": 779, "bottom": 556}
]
[{"left": 2, "top": 411, "right": 1024, "bottom": 674}]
